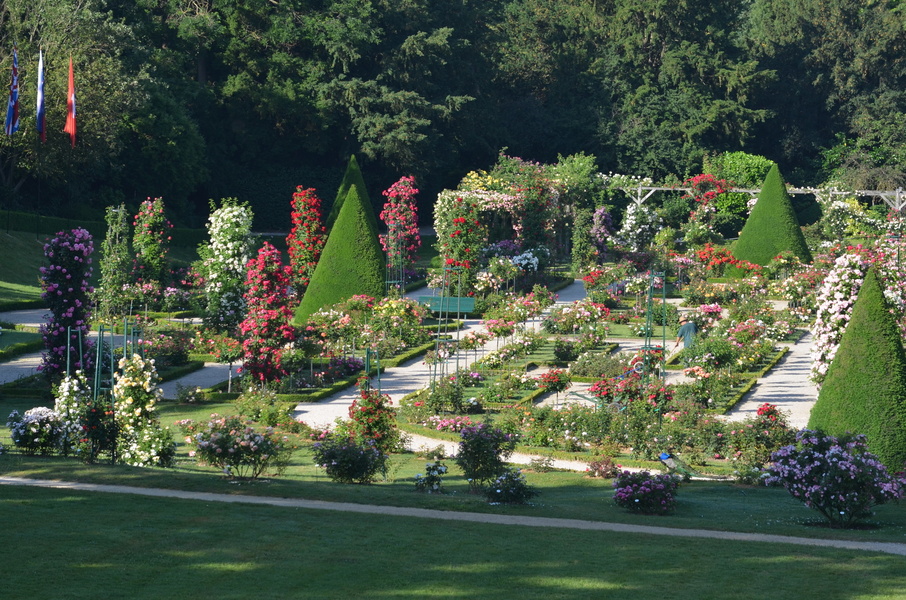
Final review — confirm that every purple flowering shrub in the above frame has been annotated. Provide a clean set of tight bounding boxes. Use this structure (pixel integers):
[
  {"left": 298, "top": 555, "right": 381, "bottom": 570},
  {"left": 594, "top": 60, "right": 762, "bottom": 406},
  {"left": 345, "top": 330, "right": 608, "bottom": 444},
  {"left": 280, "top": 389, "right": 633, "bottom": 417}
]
[
  {"left": 39, "top": 228, "right": 95, "bottom": 379},
  {"left": 612, "top": 470, "right": 680, "bottom": 514},
  {"left": 311, "top": 433, "right": 387, "bottom": 484},
  {"left": 764, "top": 430, "right": 906, "bottom": 528},
  {"left": 456, "top": 423, "right": 516, "bottom": 492}
]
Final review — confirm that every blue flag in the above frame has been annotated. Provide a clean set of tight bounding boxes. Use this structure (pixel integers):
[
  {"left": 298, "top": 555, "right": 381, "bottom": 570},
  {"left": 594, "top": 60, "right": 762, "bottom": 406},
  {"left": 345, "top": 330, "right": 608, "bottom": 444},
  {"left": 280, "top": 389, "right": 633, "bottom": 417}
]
[{"left": 5, "top": 46, "right": 19, "bottom": 135}]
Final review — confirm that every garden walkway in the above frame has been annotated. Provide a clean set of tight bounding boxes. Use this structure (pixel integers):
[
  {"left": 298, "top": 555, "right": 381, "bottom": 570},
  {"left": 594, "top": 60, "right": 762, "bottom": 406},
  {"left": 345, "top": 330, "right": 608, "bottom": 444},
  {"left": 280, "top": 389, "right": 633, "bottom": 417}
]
[
  {"left": 723, "top": 332, "right": 817, "bottom": 429},
  {"left": 0, "top": 308, "right": 47, "bottom": 384},
  {"left": 0, "top": 285, "right": 819, "bottom": 430},
  {"left": 2, "top": 475, "right": 903, "bottom": 556}
]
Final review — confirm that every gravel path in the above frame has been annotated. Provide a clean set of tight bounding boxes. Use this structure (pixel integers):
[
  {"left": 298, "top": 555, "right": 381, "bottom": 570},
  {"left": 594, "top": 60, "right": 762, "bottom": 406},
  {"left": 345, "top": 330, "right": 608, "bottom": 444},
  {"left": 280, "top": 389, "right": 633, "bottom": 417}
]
[
  {"left": 2, "top": 476, "right": 902, "bottom": 556},
  {"left": 723, "top": 332, "right": 818, "bottom": 428}
]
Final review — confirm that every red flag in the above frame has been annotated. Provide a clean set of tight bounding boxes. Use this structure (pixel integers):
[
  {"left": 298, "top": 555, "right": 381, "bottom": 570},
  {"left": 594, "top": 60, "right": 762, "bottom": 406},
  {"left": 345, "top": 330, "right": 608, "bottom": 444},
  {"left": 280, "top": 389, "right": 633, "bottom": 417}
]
[{"left": 63, "top": 56, "right": 76, "bottom": 147}]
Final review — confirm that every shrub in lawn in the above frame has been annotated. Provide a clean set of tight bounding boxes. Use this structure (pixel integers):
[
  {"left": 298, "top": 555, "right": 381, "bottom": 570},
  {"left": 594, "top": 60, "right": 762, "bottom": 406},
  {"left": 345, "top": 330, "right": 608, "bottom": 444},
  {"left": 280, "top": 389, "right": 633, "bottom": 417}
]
[
  {"left": 733, "top": 164, "right": 812, "bottom": 266},
  {"left": 764, "top": 430, "right": 906, "bottom": 528},
  {"left": 6, "top": 407, "right": 65, "bottom": 455},
  {"left": 809, "top": 267, "right": 906, "bottom": 469},
  {"left": 54, "top": 370, "right": 117, "bottom": 462},
  {"left": 414, "top": 461, "right": 448, "bottom": 493},
  {"left": 235, "top": 386, "right": 293, "bottom": 427},
  {"left": 179, "top": 414, "right": 291, "bottom": 479},
  {"left": 456, "top": 423, "right": 516, "bottom": 492},
  {"left": 586, "top": 456, "right": 620, "bottom": 479},
  {"left": 311, "top": 433, "right": 387, "bottom": 484},
  {"left": 347, "top": 380, "right": 401, "bottom": 454},
  {"left": 612, "top": 470, "right": 680, "bottom": 515},
  {"left": 427, "top": 375, "right": 465, "bottom": 414},
  {"left": 485, "top": 468, "right": 538, "bottom": 504},
  {"left": 113, "top": 354, "right": 176, "bottom": 468},
  {"left": 723, "top": 403, "right": 796, "bottom": 484},
  {"left": 141, "top": 329, "right": 191, "bottom": 367}
]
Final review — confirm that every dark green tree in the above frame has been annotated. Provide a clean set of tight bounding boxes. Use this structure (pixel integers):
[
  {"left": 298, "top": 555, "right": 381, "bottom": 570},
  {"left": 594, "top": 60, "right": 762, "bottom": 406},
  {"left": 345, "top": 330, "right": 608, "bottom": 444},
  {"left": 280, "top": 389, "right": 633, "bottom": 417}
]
[
  {"left": 294, "top": 185, "right": 385, "bottom": 324},
  {"left": 732, "top": 165, "right": 812, "bottom": 266},
  {"left": 325, "top": 155, "right": 375, "bottom": 232},
  {"left": 809, "top": 268, "right": 906, "bottom": 470}
]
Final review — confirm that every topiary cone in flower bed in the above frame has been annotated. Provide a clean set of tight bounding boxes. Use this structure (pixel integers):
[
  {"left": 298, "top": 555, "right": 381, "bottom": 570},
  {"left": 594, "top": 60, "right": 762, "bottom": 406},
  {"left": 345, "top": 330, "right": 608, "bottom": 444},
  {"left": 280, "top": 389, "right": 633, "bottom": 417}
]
[
  {"left": 732, "top": 164, "right": 811, "bottom": 267},
  {"left": 809, "top": 267, "right": 906, "bottom": 470},
  {"left": 325, "top": 154, "right": 377, "bottom": 232},
  {"left": 294, "top": 185, "right": 386, "bottom": 324}
]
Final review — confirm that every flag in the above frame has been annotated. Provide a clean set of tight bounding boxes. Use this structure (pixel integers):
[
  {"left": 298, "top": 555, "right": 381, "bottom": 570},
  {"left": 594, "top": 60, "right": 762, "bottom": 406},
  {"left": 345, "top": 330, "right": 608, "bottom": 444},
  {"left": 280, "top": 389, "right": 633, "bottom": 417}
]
[
  {"left": 36, "top": 50, "right": 45, "bottom": 142},
  {"left": 5, "top": 46, "right": 19, "bottom": 135},
  {"left": 63, "top": 56, "right": 76, "bottom": 147}
]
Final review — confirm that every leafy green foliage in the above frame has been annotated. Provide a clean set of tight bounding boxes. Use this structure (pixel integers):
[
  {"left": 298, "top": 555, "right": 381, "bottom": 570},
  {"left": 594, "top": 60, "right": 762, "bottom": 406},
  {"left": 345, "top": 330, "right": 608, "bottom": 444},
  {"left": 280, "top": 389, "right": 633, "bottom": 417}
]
[
  {"left": 295, "top": 185, "right": 386, "bottom": 323},
  {"left": 809, "top": 268, "right": 906, "bottom": 470},
  {"left": 733, "top": 165, "right": 812, "bottom": 266},
  {"left": 96, "top": 205, "right": 132, "bottom": 321}
]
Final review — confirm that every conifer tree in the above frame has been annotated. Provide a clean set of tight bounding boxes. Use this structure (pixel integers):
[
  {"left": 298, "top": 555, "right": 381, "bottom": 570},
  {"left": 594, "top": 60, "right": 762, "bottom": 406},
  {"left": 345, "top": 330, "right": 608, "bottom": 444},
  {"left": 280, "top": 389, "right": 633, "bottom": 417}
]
[
  {"left": 295, "top": 185, "right": 386, "bottom": 324},
  {"left": 733, "top": 165, "right": 812, "bottom": 266},
  {"left": 809, "top": 267, "right": 906, "bottom": 470},
  {"left": 325, "top": 155, "right": 376, "bottom": 232}
]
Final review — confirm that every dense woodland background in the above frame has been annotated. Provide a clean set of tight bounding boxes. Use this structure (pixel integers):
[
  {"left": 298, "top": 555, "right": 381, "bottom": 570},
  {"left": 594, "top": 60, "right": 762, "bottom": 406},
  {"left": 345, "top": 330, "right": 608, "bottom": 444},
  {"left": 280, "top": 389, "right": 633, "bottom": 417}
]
[{"left": 1, "top": 0, "right": 904, "bottom": 229}]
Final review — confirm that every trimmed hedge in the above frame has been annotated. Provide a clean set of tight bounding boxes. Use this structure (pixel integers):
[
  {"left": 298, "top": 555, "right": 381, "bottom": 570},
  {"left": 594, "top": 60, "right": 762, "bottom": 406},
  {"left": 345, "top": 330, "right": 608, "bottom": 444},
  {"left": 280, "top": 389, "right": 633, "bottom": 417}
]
[
  {"left": 325, "top": 154, "right": 377, "bottom": 232},
  {"left": 294, "top": 184, "right": 386, "bottom": 324},
  {"left": 732, "top": 164, "right": 812, "bottom": 266},
  {"left": 809, "top": 268, "right": 906, "bottom": 469}
]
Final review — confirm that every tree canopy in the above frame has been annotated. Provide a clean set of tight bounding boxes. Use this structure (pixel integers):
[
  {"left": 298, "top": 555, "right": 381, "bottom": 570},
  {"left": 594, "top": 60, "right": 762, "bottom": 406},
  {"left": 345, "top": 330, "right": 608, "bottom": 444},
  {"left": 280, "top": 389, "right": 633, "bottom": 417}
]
[{"left": 1, "top": 0, "right": 905, "bottom": 225}]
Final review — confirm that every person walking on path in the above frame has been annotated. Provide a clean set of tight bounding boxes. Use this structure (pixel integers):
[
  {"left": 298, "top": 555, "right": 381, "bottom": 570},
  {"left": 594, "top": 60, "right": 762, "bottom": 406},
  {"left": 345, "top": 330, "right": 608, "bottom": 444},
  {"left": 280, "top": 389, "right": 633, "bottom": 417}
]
[{"left": 674, "top": 316, "right": 697, "bottom": 351}]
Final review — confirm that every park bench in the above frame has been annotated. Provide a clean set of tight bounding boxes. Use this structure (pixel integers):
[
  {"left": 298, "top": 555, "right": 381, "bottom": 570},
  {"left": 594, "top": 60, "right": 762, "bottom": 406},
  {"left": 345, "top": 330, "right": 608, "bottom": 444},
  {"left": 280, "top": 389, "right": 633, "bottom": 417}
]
[{"left": 418, "top": 296, "right": 475, "bottom": 316}]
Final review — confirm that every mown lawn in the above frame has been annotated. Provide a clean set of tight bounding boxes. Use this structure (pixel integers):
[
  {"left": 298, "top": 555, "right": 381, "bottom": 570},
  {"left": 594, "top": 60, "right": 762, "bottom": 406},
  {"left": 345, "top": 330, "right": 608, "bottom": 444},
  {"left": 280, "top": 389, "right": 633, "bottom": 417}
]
[
  {"left": 2, "top": 393, "right": 906, "bottom": 598},
  {"left": 2, "top": 484, "right": 905, "bottom": 599}
]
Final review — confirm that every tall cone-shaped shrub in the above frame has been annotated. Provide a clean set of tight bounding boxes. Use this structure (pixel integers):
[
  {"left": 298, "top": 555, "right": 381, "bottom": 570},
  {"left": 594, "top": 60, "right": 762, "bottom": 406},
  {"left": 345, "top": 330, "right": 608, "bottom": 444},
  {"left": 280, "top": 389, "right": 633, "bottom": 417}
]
[
  {"left": 294, "top": 185, "right": 386, "bottom": 324},
  {"left": 326, "top": 155, "right": 376, "bottom": 232},
  {"left": 733, "top": 165, "right": 811, "bottom": 266},
  {"left": 809, "top": 267, "right": 906, "bottom": 470}
]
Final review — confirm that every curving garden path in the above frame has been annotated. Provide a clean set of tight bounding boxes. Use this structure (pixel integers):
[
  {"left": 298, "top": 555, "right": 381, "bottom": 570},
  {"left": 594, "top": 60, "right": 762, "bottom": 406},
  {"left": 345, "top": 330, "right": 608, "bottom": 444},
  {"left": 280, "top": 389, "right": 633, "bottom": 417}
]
[{"left": 2, "top": 475, "right": 903, "bottom": 556}]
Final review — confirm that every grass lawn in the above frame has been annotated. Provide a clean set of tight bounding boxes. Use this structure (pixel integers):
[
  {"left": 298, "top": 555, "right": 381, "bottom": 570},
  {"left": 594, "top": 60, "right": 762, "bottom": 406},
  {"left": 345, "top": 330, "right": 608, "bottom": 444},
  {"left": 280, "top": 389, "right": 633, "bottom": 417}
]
[
  {"left": 2, "top": 484, "right": 905, "bottom": 599},
  {"left": 0, "top": 329, "right": 42, "bottom": 349},
  {"left": 0, "top": 281, "right": 42, "bottom": 306}
]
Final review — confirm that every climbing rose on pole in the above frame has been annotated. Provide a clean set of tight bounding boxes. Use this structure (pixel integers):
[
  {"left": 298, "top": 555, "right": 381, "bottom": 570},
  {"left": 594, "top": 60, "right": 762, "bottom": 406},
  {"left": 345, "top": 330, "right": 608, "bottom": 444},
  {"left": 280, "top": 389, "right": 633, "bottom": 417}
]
[
  {"left": 379, "top": 176, "right": 421, "bottom": 271},
  {"left": 39, "top": 228, "right": 95, "bottom": 379},
  {"left": 239, "top": 242, "right": 296, "bottom": 382},
  {"left": 132, "top": 197, "right": 172, "bottom": 287},
  {"left": 286, "top": 187, "right": 327, "bottom": 297}
]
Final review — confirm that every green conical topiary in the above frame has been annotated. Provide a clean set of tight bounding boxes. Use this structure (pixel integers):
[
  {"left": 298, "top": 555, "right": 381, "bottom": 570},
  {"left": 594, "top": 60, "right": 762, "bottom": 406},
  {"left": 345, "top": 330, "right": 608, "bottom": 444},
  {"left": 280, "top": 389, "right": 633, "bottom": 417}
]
[
  {"left": 809, "top": 267, "right": 906, "bottom": 470},
  {"left": 325, "top": 155, "right": 376, "bottom": 232},
  {"left": 732, "top": 164, "right": 812, "bottom": 266},
  {"left": 294, "top": 185, "right": 386, "bottom": 324}
]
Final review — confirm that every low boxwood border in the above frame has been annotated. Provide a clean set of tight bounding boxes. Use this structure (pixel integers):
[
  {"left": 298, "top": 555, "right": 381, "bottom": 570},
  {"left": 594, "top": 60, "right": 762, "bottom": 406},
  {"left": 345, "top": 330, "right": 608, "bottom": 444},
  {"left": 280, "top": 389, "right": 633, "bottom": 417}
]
[
  {"left": 0, "top": 339, "right": 43, "bottom": 363},
  {"left": 709, "top": 346, "right": 790, "bottom": 414}
]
